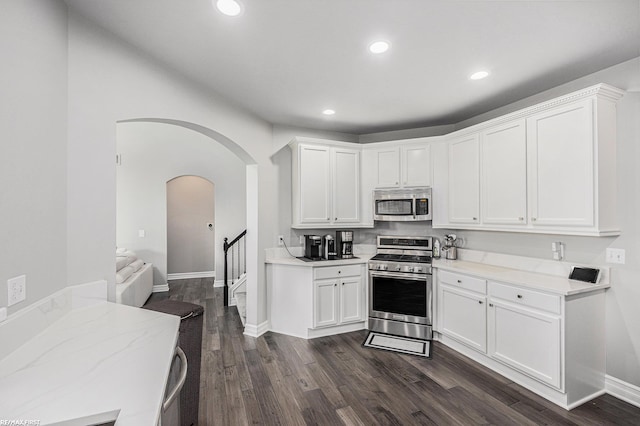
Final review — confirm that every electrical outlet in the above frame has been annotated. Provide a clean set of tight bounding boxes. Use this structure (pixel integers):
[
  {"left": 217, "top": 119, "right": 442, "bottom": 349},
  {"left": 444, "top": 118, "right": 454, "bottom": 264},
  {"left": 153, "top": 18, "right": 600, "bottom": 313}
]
[
  {"left": 8, "top": 275, "right": 26, "bottom": 306},
  {"left": 138, "top": 229, "right": 145, "bottom": 237},
  {"left": 278, "top": 235, "right": 284, "bottom": 246},
  {"left": 606, "top": 248, "right": 625, "bottom": 264}
]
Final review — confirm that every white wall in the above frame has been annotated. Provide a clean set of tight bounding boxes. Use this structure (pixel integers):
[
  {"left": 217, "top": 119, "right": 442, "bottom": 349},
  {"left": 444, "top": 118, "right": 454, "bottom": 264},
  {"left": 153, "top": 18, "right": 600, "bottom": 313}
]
[
  {"left": 67, "top": 11, "right": 273, "bottom": 328},
  {"left": 0, "top": 0, "right": 68, "bottom": 314},
  {"left": 117, "top": 122, "right": 245, "bottom": 284}
]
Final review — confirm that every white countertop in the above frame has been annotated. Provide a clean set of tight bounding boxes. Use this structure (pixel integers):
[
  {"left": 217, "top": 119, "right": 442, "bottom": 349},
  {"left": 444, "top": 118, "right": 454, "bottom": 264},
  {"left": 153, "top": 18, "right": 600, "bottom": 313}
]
[
  {"left": 433, "top": 258, "right": 610, "bottom": 296},
  {"left": 0, "top": 301, "right": 180, "bottom": 425},
  {"left": 265, "top": 255, "right": 372, "bottom": 267}
]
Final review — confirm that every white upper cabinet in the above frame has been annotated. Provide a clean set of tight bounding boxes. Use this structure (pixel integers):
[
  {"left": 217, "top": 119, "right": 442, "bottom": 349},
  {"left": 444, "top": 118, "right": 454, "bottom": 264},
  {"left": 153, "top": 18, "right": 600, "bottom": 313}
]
[
  {"left": 527, "top": 99, "right": 594, "bottom": 228},
  {"left": 290, "top": 139, "right": 362, "bottom": 228},
  {"left": 367, "top": 140, "right": 432, "bottom": 189},
  {"left": 402, "top": 144, "right": 432, "bottom": 187},
  {"left": 481, "top": 119, "right": 527, "bottom": 225},
  {"left": 374, "top": 147, "right": 401, "bottom": 187},
  {"left": 448, "top": 134, "right": 480, "bottom": 224},
  {"left": 436, "top": 83, "right": 624, "bottom": 236},
  {"left": 297, "top": 144, "right": 332, "bottom": 224},
  {"left": 332, "top": 147, "right": 360, "bottom": 223}
]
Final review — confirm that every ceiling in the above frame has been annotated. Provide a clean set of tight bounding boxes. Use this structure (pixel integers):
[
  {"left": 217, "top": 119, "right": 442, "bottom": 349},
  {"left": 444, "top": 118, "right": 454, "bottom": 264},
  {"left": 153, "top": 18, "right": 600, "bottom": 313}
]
[{"left": 65, "top": 0, "right": 640, "bottom": 134}]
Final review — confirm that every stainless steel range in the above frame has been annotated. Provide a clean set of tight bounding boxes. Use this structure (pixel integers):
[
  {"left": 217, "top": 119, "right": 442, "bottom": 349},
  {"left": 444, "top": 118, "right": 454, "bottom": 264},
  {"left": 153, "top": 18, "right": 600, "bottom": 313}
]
[{"left": 368, "top": 235, "right": 433, "bottom": 340}]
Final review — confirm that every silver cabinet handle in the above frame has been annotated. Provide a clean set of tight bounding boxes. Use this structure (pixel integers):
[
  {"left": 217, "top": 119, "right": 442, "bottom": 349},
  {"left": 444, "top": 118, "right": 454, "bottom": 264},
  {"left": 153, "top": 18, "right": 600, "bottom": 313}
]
[
  {"left": 478, "top": 300, "right": 483, "bottom": 304},
  {"left": 163, "top": 346, "right": 188, "bottom": 412},
  {"left": 489, "top": 303, "right": 494, "bottom": 307},
  {"left": 457, "top": 279, "right": 461, "bottom": 283},
  {"left": 517, "top": 294, "right": 523, "bottom": 299},
  {"left": 532, "top": 217, "right": 537, "bottom": 221},
  {"left": 473, "top": 217, "right": 477, "bottom": 221},
  {"left": 518, "top": 217, "right": 524, "bottom": 221}
]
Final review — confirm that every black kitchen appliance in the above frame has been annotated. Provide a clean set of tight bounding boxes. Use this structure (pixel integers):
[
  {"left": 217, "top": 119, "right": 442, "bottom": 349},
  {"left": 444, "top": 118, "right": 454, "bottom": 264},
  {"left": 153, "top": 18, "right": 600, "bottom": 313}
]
[
  {"left": 336, "top": 230, "right": 354, "bottom": 259},
  {"left": 304, "top": 235, "right": 323, "bottom": 260}
]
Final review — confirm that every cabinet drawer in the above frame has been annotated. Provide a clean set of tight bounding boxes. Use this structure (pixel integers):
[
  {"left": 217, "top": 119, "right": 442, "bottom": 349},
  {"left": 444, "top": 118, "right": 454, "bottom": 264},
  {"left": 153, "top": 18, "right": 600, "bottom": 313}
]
[
  {"left": 314, "top": 264, "right": 361, "bottom": 280},
  {"left": 489, "top": 281, "right": 561, "bottom": 314},
  {"left": 438, "top": 270, "right": 486, "bottom": 294}
]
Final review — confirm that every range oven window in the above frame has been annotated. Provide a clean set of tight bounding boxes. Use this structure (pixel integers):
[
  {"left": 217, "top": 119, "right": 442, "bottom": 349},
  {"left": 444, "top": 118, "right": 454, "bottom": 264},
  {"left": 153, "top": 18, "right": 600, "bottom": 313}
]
[
  {"left": 375, "top": 199, "right": 413, "bottom": 216},
  {"left": 371, "top": 275, "right": 427, "bottom": 318}
]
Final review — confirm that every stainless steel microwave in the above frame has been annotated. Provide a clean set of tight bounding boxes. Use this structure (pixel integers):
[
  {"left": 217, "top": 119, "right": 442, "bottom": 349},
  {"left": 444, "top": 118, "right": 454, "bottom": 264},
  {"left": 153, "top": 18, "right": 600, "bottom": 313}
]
[{"left": 373, "top": 187, "right": 432, "bottom": 221}]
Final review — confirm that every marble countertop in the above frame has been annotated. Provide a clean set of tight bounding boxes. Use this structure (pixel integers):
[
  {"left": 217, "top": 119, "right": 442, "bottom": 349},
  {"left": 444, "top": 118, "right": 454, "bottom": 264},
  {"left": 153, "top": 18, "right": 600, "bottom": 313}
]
[
  {"left": 0, "top": 301, "right": 180, "bottom": 425},
  {"left": 266, "top": 255, "right": 372, "bottom": 267},
  {"left": 433, "top": 258, "right": 610, "bottom": 296}
]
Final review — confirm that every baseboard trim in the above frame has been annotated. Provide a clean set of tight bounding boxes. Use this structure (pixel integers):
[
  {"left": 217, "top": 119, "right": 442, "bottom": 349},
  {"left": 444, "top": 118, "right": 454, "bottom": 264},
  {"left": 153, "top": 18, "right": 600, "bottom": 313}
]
[
  {"left": 213, "top": 279, "right": 225, "bottom": 288},
  {"left": 244, "top": 321, "right": 270, "bottom": 338},
  {"left": 152, "top": 284, "right": 169, "bottom": 293},
  {"left": 606, "top": 375, "right": 640, "bottom": 408},
  {"left": 167, "top": 271, "right": 215, "bottom": 280}
]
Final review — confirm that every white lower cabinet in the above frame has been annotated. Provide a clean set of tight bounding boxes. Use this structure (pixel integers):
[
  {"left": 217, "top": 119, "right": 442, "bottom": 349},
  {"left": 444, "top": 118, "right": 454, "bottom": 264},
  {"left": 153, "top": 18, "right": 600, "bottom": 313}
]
[
  {"left": 268, "top": 262, "right": 367, "bottom": 339},
  {"left": 437, "top": 270, "right": 487, "bottom": 353},
  {"left": 436, "top": 268, "right": 606, "bottom": 409},
  {"left": 488, "top": 297, "right": 561, "bottom": 389},
  {"left": 313, "top": 265, "right": 363, "bottom": 328}
]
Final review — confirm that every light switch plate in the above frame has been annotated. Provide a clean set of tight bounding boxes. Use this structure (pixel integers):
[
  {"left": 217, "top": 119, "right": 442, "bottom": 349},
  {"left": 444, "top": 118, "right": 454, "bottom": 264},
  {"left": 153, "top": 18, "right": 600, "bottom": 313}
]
[
  {"left": 606, "top": 248, "right": 625, "bottom": 264},
  {"left": 138, "top": 229, "right": 145, "bottom": 237}
]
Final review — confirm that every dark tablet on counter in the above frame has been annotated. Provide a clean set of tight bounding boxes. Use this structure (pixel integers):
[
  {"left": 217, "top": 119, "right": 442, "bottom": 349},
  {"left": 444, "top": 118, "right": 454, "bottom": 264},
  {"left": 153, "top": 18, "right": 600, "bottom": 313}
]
[{"left": 569, "top": 267, "right": 600, "bottom": 284}]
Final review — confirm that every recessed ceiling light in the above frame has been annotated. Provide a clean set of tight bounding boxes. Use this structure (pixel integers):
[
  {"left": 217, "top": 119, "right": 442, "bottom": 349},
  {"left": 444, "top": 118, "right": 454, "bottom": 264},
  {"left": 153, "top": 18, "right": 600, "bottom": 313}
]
[
  {"left": 369, "top": 41, "right": 390, "bottom": 54},
  {"left": 470, "top": 70, "right": 490, "bottom": 80},
  {"left": 322, "top": 109, "right": 336, "bottom": 116},
  {"left": 216, "top": 0, "right": 242, "bottom": 17}
]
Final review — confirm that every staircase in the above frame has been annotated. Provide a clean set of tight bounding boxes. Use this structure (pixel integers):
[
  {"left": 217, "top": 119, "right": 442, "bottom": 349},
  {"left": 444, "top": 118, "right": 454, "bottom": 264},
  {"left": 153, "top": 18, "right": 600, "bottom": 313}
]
[
  {"left": 224, "top": 230, "right": 247, "bottom": 326},
  {"left": 229, "top": 273, "right": 247, "bottom": 325}
]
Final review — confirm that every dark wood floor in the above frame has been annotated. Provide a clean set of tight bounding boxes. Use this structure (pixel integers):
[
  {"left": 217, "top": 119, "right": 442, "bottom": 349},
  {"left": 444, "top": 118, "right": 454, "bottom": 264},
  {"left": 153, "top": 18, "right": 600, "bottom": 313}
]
[{"left": 148, "top": 278, "right": 640, "bottom": 425}]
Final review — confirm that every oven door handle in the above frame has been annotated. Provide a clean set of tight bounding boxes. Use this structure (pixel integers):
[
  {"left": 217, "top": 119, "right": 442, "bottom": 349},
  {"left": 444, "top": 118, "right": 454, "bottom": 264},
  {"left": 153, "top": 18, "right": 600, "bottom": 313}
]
[{"left": 370, "top": 271, "right": 428, "bottom": 280}]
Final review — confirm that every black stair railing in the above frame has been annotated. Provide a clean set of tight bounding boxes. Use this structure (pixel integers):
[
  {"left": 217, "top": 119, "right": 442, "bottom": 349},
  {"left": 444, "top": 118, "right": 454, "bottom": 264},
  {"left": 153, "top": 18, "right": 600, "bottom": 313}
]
[{"left": 223, "top": 229, "right": 247, "bottom": 306}]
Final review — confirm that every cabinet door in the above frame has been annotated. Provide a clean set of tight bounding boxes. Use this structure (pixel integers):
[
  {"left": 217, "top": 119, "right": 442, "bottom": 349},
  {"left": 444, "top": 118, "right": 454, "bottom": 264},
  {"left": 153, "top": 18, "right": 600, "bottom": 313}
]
[
  {"left": 299, "top": 145, "right": 331, "bottom": 223},
  {"left": 488, "top": 299, "right": 561, "bottom": 389},
  {"left": 527, "top": 99, "right": 594, "bottom": 227},
  {"left": 482, "top": 120, "right": 527, "bottom": 225},
  {"left": 449, "top": 134, "right": 480, "bottom": 224},
  {"left": 402, "top": 144, "right": 431, "bottom": 187},
  {"left": 339, "top": 276, "right": 363, "bottom": 324},
  {"left": 333, "top": 148, "right": 360, "bottom": 223},
  {"left": 314, "top": 279, "right": 338, "bottom": 328},
  {"left": 375, "top": 148, "right": 401, "bottom": 187},
  {"left": 439, "top": 284, "right": 487, "bottom": 353}
]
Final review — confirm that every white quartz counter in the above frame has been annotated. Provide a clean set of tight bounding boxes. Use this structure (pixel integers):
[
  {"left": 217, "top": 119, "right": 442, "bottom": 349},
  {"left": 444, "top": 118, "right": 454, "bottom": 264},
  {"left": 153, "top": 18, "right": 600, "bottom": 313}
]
[
  {"left": 265, "top": 255, "right": 372, "bottom": 267},
  {"left": 433, "top": 257, "right": 610, "bottom": 296},
  {"left": 0, "top": 301, "right": 180, "bottom": 425},
  {"left": 265, "top": 245, "right": 374, "bottom": 267}
]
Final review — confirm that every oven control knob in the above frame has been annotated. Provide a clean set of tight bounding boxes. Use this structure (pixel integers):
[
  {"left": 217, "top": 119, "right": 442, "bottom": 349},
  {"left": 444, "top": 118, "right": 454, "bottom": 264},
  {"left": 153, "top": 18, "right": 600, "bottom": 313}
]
[
  {"left": 378, "top": 264, "right": 387, "bottom": 271},
  {"left": 414, "top": 267, "right": 422, "bottom": 273},
  {"left": 395, "top": 266, "right": 401, "bottom": 271}
]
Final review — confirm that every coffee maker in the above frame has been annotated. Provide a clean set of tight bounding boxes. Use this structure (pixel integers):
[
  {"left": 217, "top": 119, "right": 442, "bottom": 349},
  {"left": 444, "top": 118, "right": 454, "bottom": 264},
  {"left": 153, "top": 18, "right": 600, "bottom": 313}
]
[
  {"left": 336, "top": 230, "right": 354, "bottom": 259},
  {"left": 322, "top": 234, "right": 337, "bottom": 260},
  {"left": 304, "top": 235, "right": 323, "bottom": 260}
]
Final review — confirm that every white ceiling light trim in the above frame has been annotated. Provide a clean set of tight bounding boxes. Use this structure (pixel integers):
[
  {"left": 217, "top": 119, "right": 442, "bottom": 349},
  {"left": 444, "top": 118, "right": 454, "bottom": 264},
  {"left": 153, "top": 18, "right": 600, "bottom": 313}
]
[
  {"left": 216, "top": 0, "right": 242, "bottom": 17},
  {"left": 470, "top": 70, "right": 490, "bottom": 80},
  {"left": 322, "top": 109, "right": 336, "bottom": 116},
  {"left": 369, "top": 40, "right": 390, "bottom": 54}
]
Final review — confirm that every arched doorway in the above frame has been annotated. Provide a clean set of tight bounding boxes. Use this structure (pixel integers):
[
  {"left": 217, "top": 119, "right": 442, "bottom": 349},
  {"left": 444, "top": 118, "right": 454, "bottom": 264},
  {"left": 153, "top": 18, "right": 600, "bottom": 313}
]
[{"left": 116, "top": 118, "right": 260, "bottom": 334}]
